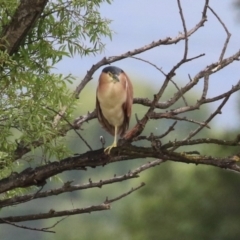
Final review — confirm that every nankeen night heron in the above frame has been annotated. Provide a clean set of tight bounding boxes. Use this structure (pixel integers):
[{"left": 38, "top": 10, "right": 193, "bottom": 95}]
[{"left": 96, "top": 66, "right": 133, "bottom": 154}]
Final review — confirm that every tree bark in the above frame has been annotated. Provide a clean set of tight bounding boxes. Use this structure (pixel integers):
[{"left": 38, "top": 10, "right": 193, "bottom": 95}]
[{"left": 0, "top": 0, "right": 48, "bottom": 55}]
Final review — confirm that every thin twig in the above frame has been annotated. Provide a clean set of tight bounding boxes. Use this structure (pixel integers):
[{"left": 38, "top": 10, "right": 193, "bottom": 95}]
[
  {"left": 208, "top": 5, "right": 231, "bottom": 62},
  {"left": 0, "top": 219, "right": 55, "bottom": 233},
  {"left": 130, "top": 56, "right": 188, "bottom": 106},
  {"left": 177, "top": 0, "right": 188, "bottom": 60},
  {"left": 73, "top": 110, "right": 96, "bottom": 129},
  {"left": 130, "top": 56, "right": 167, "bottom": 76},
  {"left": 42, "top": 216, "right": 69, "bottom": 231},
  {"left": 162, "top": 137, "right": 240, "bottom": 149},
  {"left": 0, "top": 204, "right": 110, "bottom": 223},
  {"left": 132, "top": 121, "right": 177, "bottom": 142},
  {"left": 150, "top": 113, "right": 210, "bottom": 129},
  {"left": 46, "top": 106, "right": 92, "bottom": 151},
  {"left": 105, "top": 182, "right": 145, "bottom": 204}
]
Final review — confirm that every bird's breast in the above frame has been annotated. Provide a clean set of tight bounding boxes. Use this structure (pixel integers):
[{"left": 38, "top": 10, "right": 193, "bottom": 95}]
[{"left": 97, "top": 82, "right": 127, "bottom": 127}]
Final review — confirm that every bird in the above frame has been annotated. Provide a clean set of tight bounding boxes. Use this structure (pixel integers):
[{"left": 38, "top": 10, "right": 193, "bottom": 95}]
[{"left": 96, "top": 66, "right": 133, "bottom": 154}]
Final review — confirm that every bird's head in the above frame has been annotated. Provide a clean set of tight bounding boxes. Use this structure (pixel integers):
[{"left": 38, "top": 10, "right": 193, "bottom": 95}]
[{"left": 102, "top": 66, "right": 123, "bottom": 83}]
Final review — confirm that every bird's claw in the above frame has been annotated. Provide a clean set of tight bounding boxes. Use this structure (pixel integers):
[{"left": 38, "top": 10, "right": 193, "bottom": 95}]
[{"left": 104, "top": 143, "right": 117, "bottom": 154}]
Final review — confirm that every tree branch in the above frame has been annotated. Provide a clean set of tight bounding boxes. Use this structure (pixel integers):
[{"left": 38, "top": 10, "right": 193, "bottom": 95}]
[
  {"left": 0, "top": 219, "right": 55, "bottom": 233},
  {"left": 0, "top": 0, "right": 49, "bottom": 55},
  {"left": 1, "top": 145, "right": 240, "bottom": 195},
  {"left": 0, "top": 204, "right": 110, "bottom": 223},
  {"left": 0, "top": 159, "right": 164, "bottom": 208}
]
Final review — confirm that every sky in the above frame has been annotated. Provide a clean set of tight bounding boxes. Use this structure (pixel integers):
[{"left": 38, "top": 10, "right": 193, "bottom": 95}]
[{"left": 56, "top": 0, "right": 240, "bottom": 129}]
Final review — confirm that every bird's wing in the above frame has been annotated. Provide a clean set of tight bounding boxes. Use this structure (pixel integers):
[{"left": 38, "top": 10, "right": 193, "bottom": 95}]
[
  {"left": 96, "top": 90, "right": 115, "bottom": 136},
  {"left": 120, "top": 73, "right": 133, "bottom": 136}
]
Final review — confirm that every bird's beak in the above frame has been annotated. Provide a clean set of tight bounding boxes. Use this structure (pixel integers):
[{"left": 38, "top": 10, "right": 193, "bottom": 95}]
[{"left": 112, "top": 74, "right": 119, "bottom": 82}]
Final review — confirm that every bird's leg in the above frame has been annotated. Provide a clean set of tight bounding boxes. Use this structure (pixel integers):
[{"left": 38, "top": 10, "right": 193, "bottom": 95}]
[{"left": 104, "top": 126, "right": 118, "bottom": 154}]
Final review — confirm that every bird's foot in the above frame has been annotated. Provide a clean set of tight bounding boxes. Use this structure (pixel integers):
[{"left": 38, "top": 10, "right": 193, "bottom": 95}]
[{"left": 104, "top": 143, "right": 117, "bottom": 154}]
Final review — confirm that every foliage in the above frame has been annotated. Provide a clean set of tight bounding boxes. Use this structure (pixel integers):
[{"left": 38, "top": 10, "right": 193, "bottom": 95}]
[{"left": 0, "top": 0, "right": 112, "bottom": 171}]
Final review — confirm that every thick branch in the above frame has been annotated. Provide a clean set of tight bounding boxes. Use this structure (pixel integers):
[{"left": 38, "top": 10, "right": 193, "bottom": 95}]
[
  {"left": 0, "top": 0, "right": 49, "bottom": 55},
  {"left": 1, "top": 145, "right": 240, "bottom": 194}
]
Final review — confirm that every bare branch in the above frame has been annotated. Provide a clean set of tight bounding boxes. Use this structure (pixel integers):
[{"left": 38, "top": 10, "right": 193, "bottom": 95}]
[
  {"left": 73, "top": 110, "right": 96, "bottom": 129},
  {"left": 208, "top": 5, "right": 231, "bottom": 62},
  {"left": 0, "top": 204, "right": 110, "bottom": 223},
  {"left": 105, "top": 182, "right": 145, "bottom": 204},
  {"left": 0, "top": 219, "right": 55, "bottom": 233},
  {"left": 132, "top": 122, "right": 177, "bottom": 142},
  {"left": 130, "top": 56, "right": 189, "bottom": 106},
  {"left": 150, "top": 113, "right": 210, "bottom": 129},
  {"left": 201, "top": 75, "right": 209, "bottom": 100},
  {"left": 130, "top": 56, "right": 167, "bottom": 76},
  {"left": 162, "top": 137, "right": 240, "bottom": 149},
  {"left": 177, "top": 0, "right": 188, "bottom": 60}
]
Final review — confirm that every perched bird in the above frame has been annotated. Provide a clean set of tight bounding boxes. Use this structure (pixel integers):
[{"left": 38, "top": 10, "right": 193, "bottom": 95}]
[{"left": 96, "top": 66, "right": 133, "bottom": 154}]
